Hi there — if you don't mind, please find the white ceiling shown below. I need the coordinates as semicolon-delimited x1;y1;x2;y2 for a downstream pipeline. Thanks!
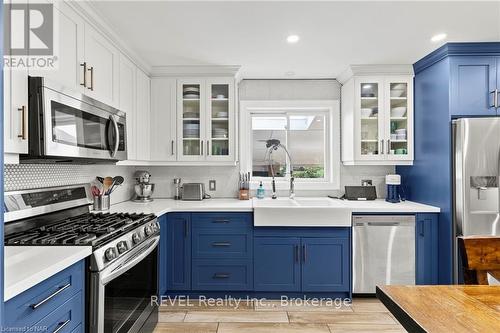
92;1;500;78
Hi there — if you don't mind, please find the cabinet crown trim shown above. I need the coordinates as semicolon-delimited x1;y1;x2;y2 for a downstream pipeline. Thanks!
414;42;500;74
151;65;241;77
337;65;414;84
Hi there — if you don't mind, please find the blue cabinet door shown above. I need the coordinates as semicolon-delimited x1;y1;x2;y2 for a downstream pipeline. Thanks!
254;237;300;292
158;215;168;295
166;213;191;291
450;56;497;116
415;213;439;285
301;237;350;292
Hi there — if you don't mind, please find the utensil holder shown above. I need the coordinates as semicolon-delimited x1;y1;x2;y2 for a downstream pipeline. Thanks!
239;189;250;200
93;195;110;211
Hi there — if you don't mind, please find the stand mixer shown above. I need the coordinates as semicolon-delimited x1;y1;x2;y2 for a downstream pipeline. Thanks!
133;171;155;202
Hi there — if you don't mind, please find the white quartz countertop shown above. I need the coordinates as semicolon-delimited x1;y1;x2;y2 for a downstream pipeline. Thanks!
4;246;92;301
105;197;439;216
340;199;441;213
107;198;254;216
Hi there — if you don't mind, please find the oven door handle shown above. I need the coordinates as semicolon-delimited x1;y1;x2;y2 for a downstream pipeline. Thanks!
100;236;159;285
109;116;120;158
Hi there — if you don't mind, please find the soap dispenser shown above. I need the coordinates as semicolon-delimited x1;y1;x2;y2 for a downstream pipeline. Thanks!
256;181;265;199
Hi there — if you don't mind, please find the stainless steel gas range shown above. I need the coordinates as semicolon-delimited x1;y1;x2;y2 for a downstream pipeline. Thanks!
4;184;160;333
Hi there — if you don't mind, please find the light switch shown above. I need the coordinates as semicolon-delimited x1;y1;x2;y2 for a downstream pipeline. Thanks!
209;180;216;191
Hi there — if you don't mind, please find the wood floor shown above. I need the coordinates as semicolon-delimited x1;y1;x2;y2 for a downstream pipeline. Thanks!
153;298;407;333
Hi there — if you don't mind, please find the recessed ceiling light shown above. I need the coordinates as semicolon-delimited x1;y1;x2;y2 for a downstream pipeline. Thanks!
431;33;447;43
286;35;300;44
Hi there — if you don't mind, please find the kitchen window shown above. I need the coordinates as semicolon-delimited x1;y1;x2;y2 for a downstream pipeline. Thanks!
240;100;340;190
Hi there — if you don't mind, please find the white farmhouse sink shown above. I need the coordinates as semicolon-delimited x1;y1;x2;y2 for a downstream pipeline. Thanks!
253;197;351;227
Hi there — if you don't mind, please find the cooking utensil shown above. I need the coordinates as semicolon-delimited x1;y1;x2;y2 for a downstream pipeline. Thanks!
103;177;113;194
108;176;124;194
91;179;104;195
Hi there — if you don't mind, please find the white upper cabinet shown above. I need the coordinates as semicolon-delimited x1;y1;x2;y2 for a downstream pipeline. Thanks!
177;77;235;163
3;2;28;158
83;23;120;107
4;64;29;157
206;78;235;162
119;54;137;160
340;65;414;165
151;78;177;161
29;2;85;91
135;69;151;161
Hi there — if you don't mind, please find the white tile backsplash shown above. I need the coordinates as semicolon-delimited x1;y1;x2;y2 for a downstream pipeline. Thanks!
4;164;136;204
142;164;393;199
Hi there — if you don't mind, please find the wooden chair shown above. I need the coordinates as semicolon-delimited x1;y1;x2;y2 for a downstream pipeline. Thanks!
458;236;500;285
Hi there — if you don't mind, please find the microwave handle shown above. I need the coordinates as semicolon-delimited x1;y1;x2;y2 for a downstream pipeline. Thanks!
109;116;120;157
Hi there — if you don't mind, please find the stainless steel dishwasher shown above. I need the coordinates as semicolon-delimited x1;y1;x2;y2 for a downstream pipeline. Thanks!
352;215;415;294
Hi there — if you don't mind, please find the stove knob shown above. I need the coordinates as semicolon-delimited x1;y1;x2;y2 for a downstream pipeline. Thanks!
132;232;142;244
116;241;128;254
144;225;153;236
155;221;160;230
105;248;117;262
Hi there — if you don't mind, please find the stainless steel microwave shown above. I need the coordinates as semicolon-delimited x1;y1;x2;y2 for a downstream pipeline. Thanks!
22;77;127;163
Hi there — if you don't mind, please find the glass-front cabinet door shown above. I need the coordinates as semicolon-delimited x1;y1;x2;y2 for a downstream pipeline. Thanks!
356;78;384;160
206;79;234;161
177;78;234;162
384;77;413;161
177;79;205;161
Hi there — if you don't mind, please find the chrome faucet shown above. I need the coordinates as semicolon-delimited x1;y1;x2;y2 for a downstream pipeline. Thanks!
266;139;295;199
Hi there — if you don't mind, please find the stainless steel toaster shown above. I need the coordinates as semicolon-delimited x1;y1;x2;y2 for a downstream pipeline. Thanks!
181;183;206;201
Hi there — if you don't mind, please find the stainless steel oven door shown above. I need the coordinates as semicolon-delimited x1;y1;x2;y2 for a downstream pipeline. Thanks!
89;236;159;333
42;86;127;161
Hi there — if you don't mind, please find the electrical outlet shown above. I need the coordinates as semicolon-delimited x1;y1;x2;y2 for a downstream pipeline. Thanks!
209;180;216;191
361;179;373;186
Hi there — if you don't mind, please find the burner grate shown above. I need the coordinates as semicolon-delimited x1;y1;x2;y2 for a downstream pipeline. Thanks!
5;213;156;248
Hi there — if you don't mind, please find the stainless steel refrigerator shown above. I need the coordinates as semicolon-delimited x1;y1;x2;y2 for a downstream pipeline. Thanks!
453;118;500;282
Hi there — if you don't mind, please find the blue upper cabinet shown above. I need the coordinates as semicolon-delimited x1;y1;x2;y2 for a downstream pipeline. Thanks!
398;42;500;284
450;56;498;116
166;213;191;291
301;237;350;292
254;237;301;292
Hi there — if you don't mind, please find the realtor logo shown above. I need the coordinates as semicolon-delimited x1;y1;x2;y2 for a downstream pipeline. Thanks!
4;2;57;70
4;3;53;55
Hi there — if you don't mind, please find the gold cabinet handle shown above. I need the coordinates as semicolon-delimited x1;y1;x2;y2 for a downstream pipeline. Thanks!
87;66;94;91
17;106;26;139
80;62;87;87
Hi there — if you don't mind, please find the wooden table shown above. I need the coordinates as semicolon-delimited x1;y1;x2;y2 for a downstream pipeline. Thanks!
376;285;500;333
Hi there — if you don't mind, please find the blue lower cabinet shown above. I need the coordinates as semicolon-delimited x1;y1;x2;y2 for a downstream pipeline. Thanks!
254;237;301;292
301;237;350;292
158;215;168;295
166;213;192;291
34;291;83;333
416;213;439;285
192;230;252;259
192;259;253;291
254;231;351;293
4;260;84;331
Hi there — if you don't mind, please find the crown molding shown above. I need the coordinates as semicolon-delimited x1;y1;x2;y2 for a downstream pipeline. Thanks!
151;65;241;78
337;64;414;84
414;42;500;74
68;1;153;75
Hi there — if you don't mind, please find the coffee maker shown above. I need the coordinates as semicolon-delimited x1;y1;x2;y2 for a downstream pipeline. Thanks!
133;171;155;202
386;174;402;203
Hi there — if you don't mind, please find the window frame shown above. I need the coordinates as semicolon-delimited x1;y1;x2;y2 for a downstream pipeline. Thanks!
240;100;340;191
